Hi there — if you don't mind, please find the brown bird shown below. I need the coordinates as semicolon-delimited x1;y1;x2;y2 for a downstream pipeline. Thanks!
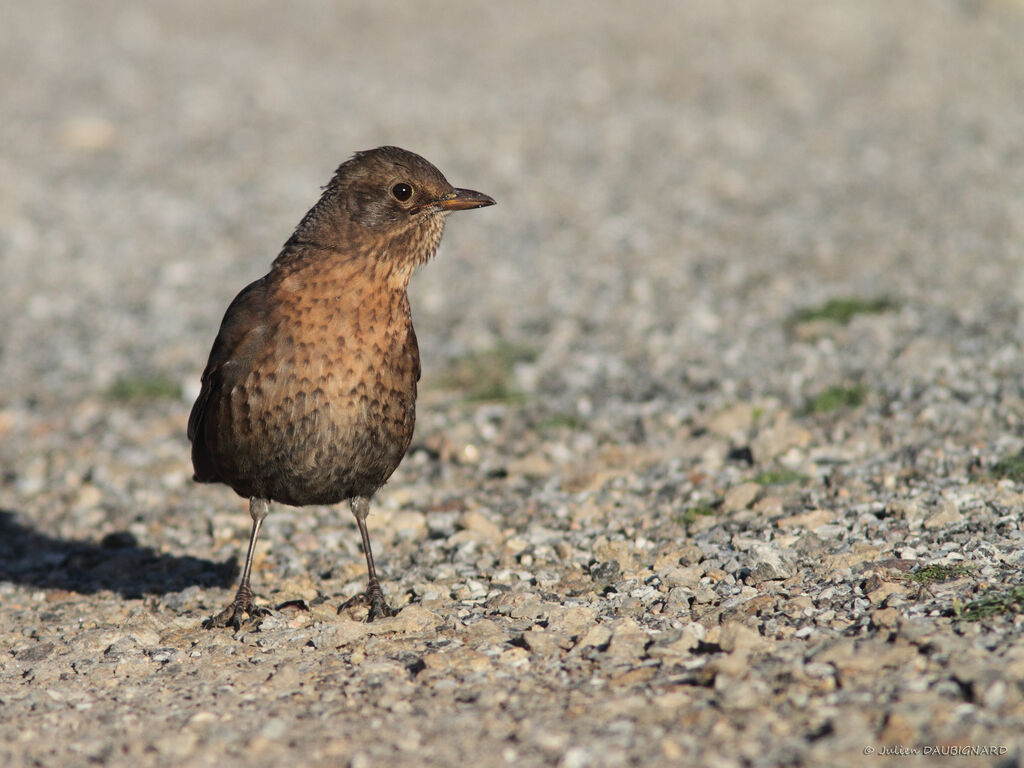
188;146;494;628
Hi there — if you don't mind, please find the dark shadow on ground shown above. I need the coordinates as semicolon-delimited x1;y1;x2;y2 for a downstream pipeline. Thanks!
0;509;235;597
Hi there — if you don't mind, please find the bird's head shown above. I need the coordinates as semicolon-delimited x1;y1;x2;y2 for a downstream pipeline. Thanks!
280;146;493;274
338;146;495;233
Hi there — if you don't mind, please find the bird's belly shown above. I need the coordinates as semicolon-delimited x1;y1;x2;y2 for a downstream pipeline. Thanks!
227;361;417;506
287;388;415;503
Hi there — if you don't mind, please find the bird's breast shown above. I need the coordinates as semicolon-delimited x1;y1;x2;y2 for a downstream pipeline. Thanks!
225;263;420;501
281;275;416;426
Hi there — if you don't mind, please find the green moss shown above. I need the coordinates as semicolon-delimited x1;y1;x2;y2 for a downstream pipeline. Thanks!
753;468;809;486
790;296;896;326
104;373;181;402
806;384;867;415
909;564;971;584
675;504;717;527
990;451;1024;482
536;413;584;431
439;342;534;403
959;586;1024;621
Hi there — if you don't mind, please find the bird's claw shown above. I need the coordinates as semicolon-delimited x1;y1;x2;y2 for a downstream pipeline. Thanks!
367;591;395;623
204;598;270;631
337;589;395;623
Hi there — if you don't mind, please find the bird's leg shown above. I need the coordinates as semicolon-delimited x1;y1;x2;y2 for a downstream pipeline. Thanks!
206;497;272;630
346;495;394;621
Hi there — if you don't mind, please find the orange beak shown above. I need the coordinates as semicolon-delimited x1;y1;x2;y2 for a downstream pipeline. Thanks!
430;188;496;212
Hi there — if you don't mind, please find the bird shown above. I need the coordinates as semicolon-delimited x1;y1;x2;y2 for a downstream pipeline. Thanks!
187;146;495;629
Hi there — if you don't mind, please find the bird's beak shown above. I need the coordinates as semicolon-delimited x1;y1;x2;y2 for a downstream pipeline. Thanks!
430;188;496;212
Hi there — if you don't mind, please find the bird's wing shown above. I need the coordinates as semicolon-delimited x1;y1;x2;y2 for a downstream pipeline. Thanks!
187;276;270;448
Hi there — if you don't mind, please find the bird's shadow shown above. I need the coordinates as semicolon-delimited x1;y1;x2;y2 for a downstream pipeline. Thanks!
0;509;235;598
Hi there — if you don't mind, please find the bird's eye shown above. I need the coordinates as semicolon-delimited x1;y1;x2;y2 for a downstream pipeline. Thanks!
391;183;414;202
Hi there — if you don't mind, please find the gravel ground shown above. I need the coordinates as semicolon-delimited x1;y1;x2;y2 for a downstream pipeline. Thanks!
3;2;1024;766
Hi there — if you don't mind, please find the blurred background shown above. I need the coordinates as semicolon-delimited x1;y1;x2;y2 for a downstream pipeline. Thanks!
4;0;1022;420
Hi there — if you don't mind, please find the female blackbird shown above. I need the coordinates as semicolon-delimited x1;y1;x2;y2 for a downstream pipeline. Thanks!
188;147;494;628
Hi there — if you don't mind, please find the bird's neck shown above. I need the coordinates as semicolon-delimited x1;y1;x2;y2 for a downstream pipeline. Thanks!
274;214;446;287
270;250;411;297
279;194;348;255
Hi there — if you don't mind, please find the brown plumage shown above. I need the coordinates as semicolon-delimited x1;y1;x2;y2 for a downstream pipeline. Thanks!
188;146;494;628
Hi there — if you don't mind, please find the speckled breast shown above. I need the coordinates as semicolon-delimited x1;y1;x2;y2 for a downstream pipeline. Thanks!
225;264;420;506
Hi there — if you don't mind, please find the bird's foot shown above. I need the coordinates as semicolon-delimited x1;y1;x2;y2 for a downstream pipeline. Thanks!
367;586;395;622
204;594;270;631
337;587;394;623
